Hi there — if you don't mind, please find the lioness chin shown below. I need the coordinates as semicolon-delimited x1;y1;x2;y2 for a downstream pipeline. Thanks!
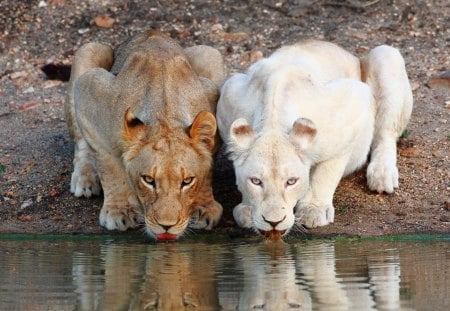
66;29;224;240
217;41;413;239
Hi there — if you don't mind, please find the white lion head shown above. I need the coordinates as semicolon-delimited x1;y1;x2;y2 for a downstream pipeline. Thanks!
228;117;317;238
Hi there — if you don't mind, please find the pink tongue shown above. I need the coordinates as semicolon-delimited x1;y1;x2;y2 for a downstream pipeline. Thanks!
156;233;178;241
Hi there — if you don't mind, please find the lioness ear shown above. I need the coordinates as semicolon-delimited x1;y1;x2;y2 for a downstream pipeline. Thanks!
122;108;148;145
229;118;255;152
190;111;217;151
289;117;317;151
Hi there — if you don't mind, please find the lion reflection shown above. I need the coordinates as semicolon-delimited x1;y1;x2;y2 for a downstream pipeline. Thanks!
71;240;405;310
72;242;220;310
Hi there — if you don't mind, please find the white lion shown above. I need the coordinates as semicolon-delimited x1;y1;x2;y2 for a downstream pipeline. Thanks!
217;41;413;237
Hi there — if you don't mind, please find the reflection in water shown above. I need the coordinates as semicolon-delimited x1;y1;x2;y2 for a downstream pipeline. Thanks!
0;236;448;310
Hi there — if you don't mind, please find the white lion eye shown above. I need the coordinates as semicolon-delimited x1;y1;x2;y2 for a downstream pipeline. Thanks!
286;178;298;186
141;175;156;187
250;177;263;186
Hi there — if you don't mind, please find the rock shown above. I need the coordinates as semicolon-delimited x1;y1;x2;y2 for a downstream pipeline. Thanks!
18;100;39;112
427;71;450;90
399;147;420;157
211;23;223;33
94;15;115;28
439;215;449;222
250;50;263;63
20;199;33;209
17;214;32;222
444;201;450;211
78;28;90;34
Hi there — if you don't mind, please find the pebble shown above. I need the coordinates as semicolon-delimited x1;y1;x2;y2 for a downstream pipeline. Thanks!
20;199;33;209
23;86;34;94
211;23;223;33
78;28;90;35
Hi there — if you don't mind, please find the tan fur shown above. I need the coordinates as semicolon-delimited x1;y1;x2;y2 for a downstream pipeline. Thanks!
65;30;224;238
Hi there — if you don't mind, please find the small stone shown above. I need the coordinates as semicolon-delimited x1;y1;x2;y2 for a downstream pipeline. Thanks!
78;28;90;35
427;71;450;90
250;50;263;63
444;201;450;211
20;199;33;209
211;23;223;33
439;215;449;222
94;15;115;28
23;86;35;93
10;71;28;80
411;82;420;91
400;147;420;157
18;214;32;222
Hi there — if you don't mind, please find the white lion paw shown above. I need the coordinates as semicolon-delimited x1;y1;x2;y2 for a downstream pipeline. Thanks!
296;204;334;228
70;162;101;198
189;201;223;230
233;203;253;228
367;159;399;194
99;204;141;231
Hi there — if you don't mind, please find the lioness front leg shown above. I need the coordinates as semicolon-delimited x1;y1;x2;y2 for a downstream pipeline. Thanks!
189;200;223;230
296;155;349;228
97;152;143;231
70;139;101;197
189;184;223;230
362;45;413;193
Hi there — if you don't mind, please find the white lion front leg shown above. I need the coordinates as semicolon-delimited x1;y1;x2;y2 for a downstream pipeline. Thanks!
70;139;101;197
233;201;253;229
296;155;349;228
362;45;413;193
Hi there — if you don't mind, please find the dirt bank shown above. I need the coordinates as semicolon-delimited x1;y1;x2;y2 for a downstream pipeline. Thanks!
0;0;448;237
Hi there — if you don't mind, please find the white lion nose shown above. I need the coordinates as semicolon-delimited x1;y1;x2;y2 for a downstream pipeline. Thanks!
262;215;286;229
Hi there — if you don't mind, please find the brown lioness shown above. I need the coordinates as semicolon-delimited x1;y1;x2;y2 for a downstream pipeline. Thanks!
65;30;224;240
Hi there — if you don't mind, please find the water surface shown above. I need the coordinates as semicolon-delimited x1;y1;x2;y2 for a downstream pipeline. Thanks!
0;235;448;310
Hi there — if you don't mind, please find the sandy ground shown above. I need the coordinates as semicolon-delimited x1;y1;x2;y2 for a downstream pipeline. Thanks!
0;0;448;238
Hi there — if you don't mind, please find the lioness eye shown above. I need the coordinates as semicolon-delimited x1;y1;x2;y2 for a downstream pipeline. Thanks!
141;175;155;187
286;178;298;186
250;177;263;186
182;177;194;187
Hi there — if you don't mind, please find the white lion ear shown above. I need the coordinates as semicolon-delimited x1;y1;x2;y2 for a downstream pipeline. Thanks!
289;117;317;151
229;118;255;153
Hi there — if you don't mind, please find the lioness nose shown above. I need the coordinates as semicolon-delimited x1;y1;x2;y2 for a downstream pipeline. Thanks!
160;224;172;232
262;215;286;229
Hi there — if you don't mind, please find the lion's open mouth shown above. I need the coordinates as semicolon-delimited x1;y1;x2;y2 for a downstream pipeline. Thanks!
259;229;286;240
156;233;178;241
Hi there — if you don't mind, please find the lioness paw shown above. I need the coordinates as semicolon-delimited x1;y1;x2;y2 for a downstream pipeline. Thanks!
70;162;101;198
296;204;334;228
367;159;399;194
99;204;141;231
233;203;253;228
189;201;223;230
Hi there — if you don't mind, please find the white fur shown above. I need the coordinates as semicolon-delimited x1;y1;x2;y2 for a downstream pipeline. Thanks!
217;41;412;231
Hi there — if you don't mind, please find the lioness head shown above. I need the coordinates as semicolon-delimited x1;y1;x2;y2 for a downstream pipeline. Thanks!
121;109;217;240
228;117;317;238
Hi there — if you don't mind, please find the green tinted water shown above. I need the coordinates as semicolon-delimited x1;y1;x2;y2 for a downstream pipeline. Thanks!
0;235;448;310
